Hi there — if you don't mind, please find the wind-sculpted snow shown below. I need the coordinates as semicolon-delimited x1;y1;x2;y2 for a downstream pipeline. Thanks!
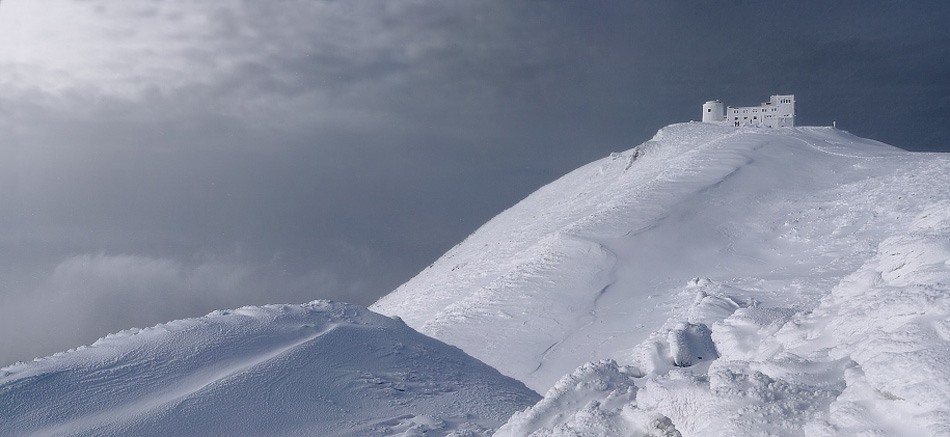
795;202;950;435
0;301;539;436
374;123;950;435
495;360;679;437
512;204;950;436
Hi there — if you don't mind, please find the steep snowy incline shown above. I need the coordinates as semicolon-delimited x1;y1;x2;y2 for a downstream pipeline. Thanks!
496;201;950;436
371;122;946;394
0;301;539;436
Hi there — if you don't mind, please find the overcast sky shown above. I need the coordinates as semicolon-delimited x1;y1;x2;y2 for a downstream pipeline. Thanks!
1;0;948;365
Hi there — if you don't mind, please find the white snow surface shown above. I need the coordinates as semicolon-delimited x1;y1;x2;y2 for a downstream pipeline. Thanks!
0;301;540;436
373;123;950;436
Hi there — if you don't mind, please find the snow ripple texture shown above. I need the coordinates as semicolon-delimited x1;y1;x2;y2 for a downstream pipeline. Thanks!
0;301;540;436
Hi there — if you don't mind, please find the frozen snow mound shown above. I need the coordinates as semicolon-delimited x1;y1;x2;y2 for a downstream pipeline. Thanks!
0;301;540;436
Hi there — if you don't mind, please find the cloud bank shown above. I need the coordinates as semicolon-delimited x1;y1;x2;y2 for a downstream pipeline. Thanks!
0;0;947;364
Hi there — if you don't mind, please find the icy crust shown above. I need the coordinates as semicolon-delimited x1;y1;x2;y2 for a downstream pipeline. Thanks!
498;204;950;436
0;301;540;437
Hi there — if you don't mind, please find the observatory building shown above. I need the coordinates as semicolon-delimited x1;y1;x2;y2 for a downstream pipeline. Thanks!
703;95;795;128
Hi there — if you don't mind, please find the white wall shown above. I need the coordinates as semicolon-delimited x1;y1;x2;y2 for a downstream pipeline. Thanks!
702;100;725;122
723;95;795;128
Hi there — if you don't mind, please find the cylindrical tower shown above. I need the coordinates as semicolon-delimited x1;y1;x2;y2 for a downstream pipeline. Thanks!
702;100;725;123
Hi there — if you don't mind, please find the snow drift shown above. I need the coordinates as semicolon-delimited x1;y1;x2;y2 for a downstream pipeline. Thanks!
0;301;539;436
374;122;950;435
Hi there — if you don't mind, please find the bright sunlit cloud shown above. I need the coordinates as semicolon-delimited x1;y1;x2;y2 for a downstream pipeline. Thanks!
0;0;244;96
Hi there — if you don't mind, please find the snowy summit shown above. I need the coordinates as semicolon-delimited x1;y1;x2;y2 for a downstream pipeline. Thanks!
373;122;950;435
3;121;949;436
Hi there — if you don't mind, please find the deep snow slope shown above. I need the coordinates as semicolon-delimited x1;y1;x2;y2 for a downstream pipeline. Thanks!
372;123;950;435
0;301;539;436
496;202;950;437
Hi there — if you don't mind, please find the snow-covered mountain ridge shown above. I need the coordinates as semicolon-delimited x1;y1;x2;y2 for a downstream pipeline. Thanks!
2;123;947;436
373;123;950;435
0;301;539;436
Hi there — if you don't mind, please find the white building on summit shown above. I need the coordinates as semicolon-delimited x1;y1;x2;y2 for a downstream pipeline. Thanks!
703;95;795;127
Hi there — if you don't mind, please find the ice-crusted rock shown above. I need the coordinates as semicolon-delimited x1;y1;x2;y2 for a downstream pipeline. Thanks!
628;279;748;375
667;322;717;367
685;283;743;326
496;359;680;437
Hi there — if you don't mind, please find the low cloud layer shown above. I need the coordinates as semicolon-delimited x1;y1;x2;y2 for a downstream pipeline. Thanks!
1;0;947;364
0;252;355;363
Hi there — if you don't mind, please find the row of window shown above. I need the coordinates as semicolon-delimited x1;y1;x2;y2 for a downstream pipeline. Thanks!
735;114;789;120
732;108;779;114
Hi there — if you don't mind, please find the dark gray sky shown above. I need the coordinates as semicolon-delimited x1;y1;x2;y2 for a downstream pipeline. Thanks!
1;0;948;365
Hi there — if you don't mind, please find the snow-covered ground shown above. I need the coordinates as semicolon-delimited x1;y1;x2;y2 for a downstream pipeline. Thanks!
2;123;947;436
0;301;539;436
374;123;950;435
